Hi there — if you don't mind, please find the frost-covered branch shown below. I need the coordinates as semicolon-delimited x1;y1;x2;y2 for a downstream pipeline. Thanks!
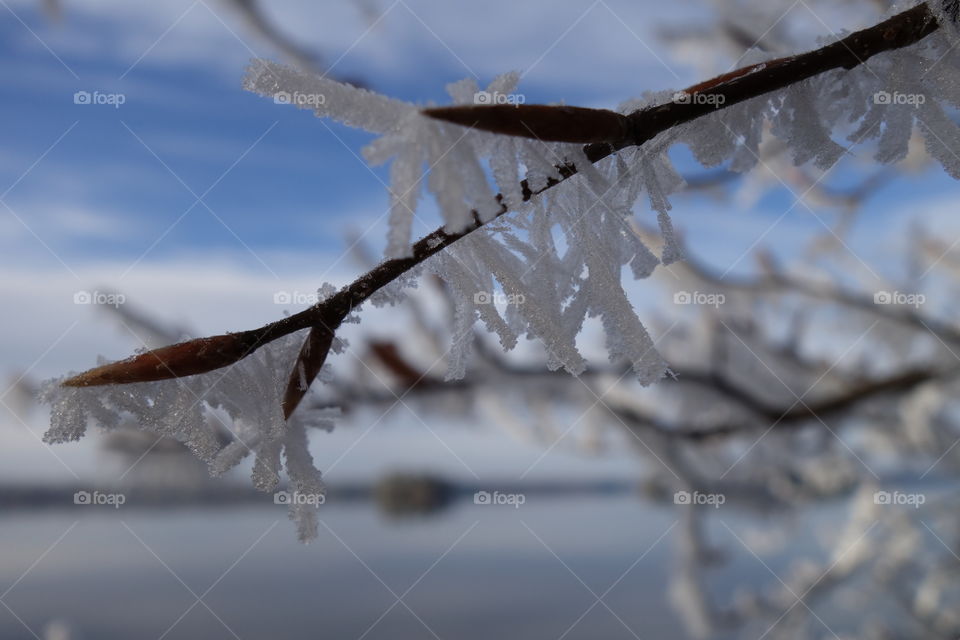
61;1;949;398
425;3;940;146
44;0;960;540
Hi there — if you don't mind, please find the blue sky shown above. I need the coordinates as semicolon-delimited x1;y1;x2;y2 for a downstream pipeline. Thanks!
0;0;706;268
1;0;952;276
3;0;960;482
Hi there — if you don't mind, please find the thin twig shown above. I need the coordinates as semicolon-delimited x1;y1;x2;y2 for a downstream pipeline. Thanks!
64;3;944;422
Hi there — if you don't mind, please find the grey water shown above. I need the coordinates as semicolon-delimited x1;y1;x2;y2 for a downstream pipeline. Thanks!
0;489;861;640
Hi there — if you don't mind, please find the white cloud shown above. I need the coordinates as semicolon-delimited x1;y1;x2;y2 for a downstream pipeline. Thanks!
7;0;698;95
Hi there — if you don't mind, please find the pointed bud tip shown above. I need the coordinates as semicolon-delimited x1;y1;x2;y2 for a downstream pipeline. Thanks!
423;104;630;144
61;332;258;387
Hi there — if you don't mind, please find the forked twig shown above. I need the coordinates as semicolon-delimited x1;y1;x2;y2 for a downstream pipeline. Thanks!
62;3;943;421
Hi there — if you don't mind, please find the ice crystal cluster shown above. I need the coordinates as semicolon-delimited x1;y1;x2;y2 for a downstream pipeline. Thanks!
44;318;338;541
243;58;687;383
42;2;960;539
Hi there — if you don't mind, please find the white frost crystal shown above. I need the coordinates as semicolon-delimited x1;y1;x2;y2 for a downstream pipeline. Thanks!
43;331;330;540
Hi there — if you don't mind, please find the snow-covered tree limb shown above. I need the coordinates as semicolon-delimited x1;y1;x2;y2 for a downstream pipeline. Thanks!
43;0;960;540
60;2;949;399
